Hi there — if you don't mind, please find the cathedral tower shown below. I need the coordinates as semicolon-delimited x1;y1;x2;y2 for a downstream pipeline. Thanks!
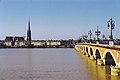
27;19;32;46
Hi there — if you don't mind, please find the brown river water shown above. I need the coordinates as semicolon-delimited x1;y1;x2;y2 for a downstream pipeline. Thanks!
0;48;119;80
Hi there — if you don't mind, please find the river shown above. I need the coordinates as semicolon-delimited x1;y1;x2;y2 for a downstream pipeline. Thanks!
0;48;119;80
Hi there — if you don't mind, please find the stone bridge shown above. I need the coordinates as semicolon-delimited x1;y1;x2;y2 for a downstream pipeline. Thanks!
75;43;120;75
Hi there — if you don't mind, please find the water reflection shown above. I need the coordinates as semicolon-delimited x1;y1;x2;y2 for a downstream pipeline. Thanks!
27;49;33;80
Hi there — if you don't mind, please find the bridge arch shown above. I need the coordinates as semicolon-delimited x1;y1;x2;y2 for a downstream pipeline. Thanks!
103;51;116;66
105;52;116;66
90;48;93;56
86;47;88;54
83;46;85;52
95;49;101;59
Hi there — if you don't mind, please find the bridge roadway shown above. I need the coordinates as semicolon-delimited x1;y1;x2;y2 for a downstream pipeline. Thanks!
75;43;120;75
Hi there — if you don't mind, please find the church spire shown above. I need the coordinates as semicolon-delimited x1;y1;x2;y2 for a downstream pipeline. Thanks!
28;19;31;31
27;18;32;46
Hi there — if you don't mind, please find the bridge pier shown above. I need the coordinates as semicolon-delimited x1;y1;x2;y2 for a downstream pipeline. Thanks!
90;55;95;60
86;53;90;57
111;66;120;76
82;51;86;56
97;59;104;66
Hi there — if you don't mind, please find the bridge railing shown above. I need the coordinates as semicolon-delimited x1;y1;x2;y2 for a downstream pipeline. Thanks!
75;43;120;50
78;40;120;46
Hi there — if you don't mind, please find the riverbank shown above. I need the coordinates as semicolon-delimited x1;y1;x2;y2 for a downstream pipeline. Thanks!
0;45;75;49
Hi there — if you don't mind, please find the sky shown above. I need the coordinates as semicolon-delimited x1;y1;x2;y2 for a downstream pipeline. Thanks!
0;0;120;40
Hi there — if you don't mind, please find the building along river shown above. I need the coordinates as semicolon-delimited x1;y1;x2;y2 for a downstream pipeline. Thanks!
0;48;119;80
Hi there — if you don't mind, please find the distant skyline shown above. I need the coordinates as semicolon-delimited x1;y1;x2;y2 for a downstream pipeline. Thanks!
0;0;120;40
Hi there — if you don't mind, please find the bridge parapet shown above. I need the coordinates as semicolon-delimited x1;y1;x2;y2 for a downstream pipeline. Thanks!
76;43;120;50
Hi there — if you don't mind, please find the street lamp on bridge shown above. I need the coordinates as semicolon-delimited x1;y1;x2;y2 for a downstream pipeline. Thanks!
107;18;115;40
84;33;88;40
102;34;106;40
95;26;101;41
88;30;92;40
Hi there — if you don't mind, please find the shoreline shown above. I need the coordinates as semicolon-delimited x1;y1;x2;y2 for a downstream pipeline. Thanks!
0;46;74;49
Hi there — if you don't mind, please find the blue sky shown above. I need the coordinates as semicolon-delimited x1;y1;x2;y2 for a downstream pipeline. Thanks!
0;0;120;40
